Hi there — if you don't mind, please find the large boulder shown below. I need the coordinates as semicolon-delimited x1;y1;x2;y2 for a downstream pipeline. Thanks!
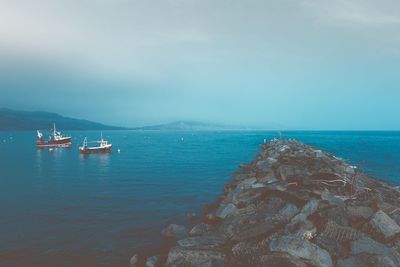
337;253;398;267
215;203;238;219
197;258;226;267
350;236;392;255
347;206;374;220
278;203;299;221
258;252;309;267
231;241;261;266
130;254;138;267
286;199;319;232
166;246;226;267
269;235;333;267
321;190;344;206
146;256;159;267
189;223;214;236
366;210;400;240
349;236;400;265
177;236;225;249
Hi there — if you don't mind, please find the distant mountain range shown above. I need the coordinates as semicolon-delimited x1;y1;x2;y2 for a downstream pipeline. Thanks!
0;108;283;131
132;120;283;131
0;108;125;130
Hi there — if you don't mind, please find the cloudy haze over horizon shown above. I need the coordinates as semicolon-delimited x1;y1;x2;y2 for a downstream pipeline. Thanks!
1;0;400;129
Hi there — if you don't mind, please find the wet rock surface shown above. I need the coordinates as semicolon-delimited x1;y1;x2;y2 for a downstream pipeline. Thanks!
133;139;400;266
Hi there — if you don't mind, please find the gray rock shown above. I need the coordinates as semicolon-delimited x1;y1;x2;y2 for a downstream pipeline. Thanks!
258;252;308;267
177;236;225;249
278;203;299;221
189;223;213;236
231;188;264;206
250;183;266;189
215;203;238;219
232;240;260;259
236;177;257;189
349;236;400;265
161;224;188;240
197;258;226;267
287;199;319;231
368;210;400;240
230;221;277;242
314;234;344;258
321;190;344;206
350;236;392;256
166;246;226;267
347;206;374;220
146;255;159;267
295;198;319;220
269;235;333;267
389;209;400;226
130;254;138;267
337;253;398;267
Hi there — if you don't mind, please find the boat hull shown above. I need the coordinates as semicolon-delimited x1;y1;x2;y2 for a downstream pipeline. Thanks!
79;145;112;154
36;137;72;148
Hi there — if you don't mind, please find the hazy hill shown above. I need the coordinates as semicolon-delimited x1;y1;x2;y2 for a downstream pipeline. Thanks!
0;108;125;131
132;120;279;131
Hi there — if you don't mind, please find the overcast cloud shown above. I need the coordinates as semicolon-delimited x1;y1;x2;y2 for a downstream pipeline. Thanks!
0;0;399;129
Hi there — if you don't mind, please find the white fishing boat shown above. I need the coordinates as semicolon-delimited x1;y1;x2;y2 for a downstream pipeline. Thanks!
79;133;112;154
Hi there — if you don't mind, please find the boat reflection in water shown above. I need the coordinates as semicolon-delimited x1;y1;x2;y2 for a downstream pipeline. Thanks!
79;133;112;154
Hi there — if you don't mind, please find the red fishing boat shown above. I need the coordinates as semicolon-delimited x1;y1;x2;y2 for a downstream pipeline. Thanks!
79;134;112;154
36;123;72;148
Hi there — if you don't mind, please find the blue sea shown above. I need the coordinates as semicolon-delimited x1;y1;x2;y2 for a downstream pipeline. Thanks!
1;131;400;266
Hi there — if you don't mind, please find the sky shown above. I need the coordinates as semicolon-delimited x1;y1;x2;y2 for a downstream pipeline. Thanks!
0;0;399;130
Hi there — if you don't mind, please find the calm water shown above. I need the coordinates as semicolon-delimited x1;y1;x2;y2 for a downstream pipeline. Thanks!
1;131;400;266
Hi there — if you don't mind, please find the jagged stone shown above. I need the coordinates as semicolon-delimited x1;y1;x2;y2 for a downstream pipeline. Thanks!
189;223;214;236
161;224;188;240
366;210;400;240
278;203;299;221
314;233;344;259
258;252;309;267
231;240;261;266
269;235;333;267
146;255;159;267
215;203;238;219
321;220;360;242
318;206;350;227
337;253;398;267
347;206;374;220
229;188;264;206
350;236;392;255
230;220;278;242
321;190;344;206
286;199;319;231
166;246;226;267
130;254;138;267
389;209;400;226
197;258;226;267
349;236;400;265
177;236;225;249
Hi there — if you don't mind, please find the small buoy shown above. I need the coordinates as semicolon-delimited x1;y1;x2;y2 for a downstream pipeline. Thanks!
117;149;121;153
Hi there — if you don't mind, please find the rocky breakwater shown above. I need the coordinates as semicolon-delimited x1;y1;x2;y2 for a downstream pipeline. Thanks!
132;139;400;267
